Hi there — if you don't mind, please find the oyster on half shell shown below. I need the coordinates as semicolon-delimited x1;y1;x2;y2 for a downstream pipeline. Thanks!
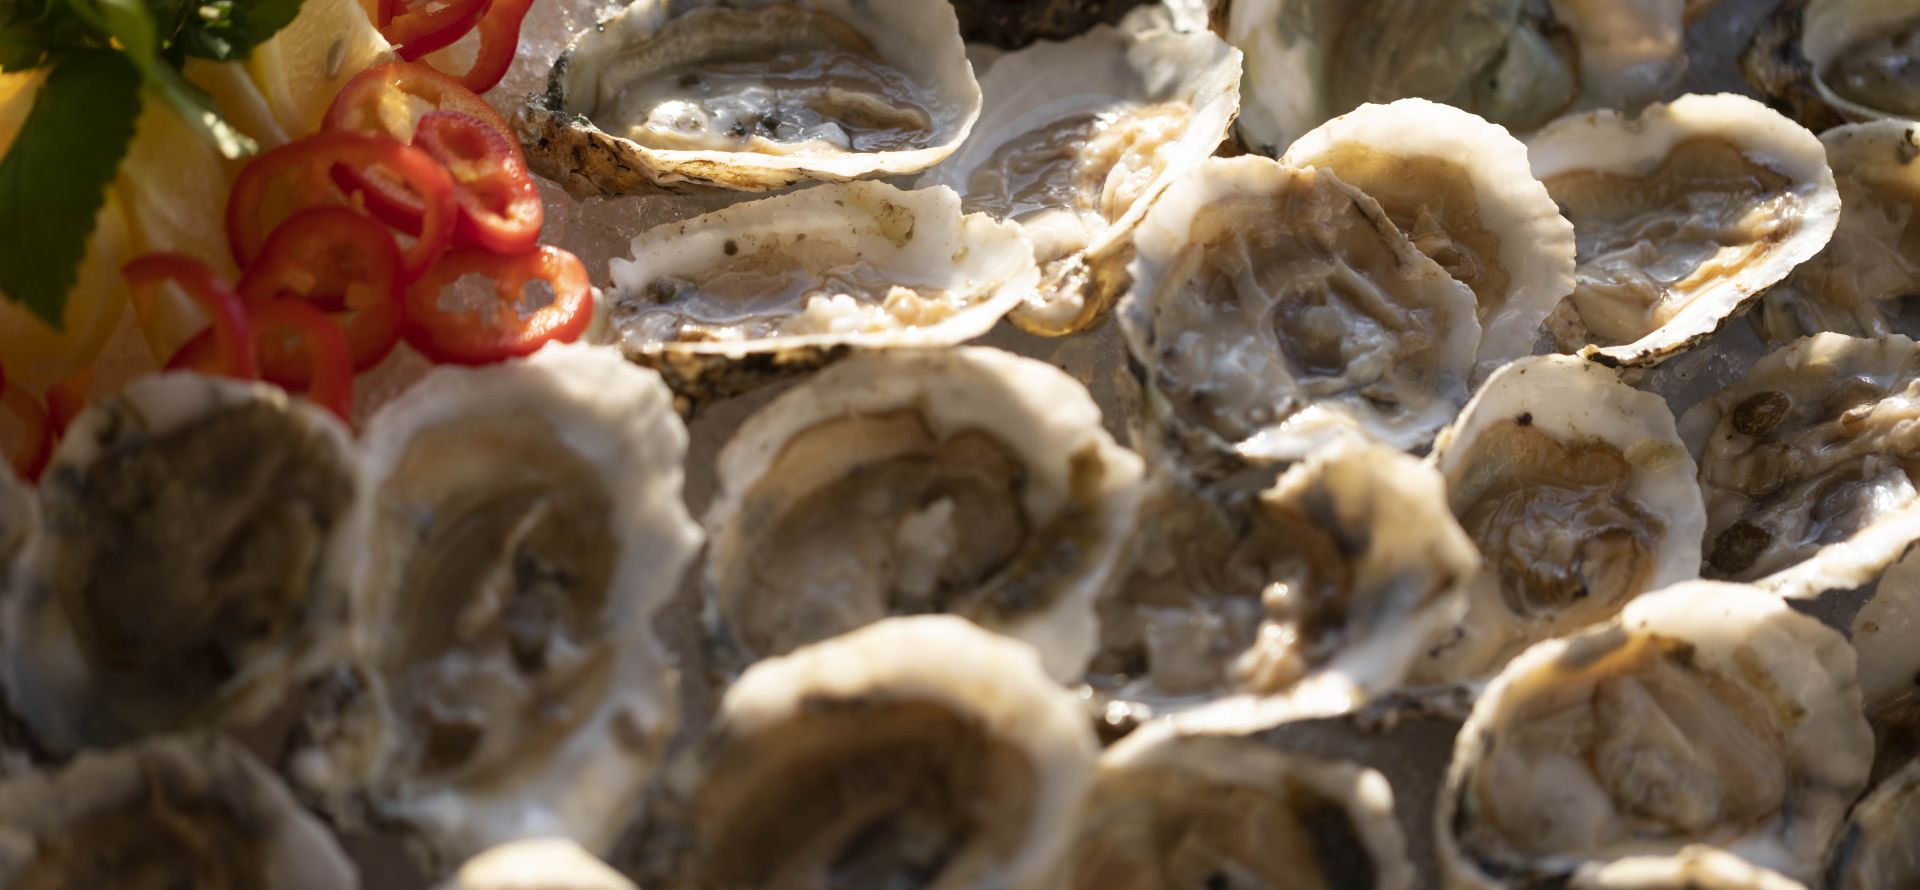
917;7;1241;336
1439;581;1872;888
1802;0;1920;123
521;0;980;195
289;344;700;869
1569;847;1810;890
445;839;637;890
702;346;1144;683
1825;757;1920;890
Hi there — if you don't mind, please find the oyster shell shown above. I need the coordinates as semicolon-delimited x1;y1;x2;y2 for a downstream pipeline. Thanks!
1528;93;1840;367
445;839;637;890
1438;581;1872;888
639;615;1099;890
1753;120;1920;342
1119;155;1481;469
1062;708;1413;889
288;344;700;868
605;180;1037;407
0;734;356;889
1847;544;1920;783
520;0;980;195
1679;333;1920;596
1088;437;1478;715
1825;757;1920;890
1802;0;1920;122
1281;98;1576;378
916;9;1241;336
2;373;363;754
1414;355;1705;683
1227;0;1688;157
1569;847;1810;890
702;346;1144;682
1739;0;1850;134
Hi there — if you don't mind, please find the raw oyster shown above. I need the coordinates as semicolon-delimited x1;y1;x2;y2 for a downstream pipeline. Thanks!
1414;355;1704;683
917;9;1241;336
288;344;700;868
1227;0;1688;157
1529;93;1840;367
1438;581;1872;888
605;181;1037;407
1740;0;1849;134
1568;847;1809;889
1281;99;1576;378
1679;334;1920;596
2;373;363;754
702;346;1144;682
0;734;356;889
1119;155;1481;468
1089;437;1478;715
1753;121;1920;341
1847;544;1920;783
1802;0;1920;122
1062;707;1413;889
521;0;980;195
637;616;1098;890
445;839;637;890
1825;758;1920;890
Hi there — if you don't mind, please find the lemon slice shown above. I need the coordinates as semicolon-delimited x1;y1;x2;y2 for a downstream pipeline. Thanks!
247;0;395;136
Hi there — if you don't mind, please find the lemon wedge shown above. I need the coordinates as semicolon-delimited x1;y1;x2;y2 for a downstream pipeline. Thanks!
247;0;395;136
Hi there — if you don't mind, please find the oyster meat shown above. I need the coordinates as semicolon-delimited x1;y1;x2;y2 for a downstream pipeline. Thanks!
1119;155;1481;467
702;346;1144;682
605;180;1037;406
2;373;363;754
1439;581;1872;887
638;616;1099;890
1281;98;1576;378
1680;333;1920;596
917;7;1241;335
521;0;980;194
445;839;637;890
1529;93;1840;367
1090;437;1478;714
1415;355;1705;683
0;734;356;889
1803;0;1920;122
288;344;701;869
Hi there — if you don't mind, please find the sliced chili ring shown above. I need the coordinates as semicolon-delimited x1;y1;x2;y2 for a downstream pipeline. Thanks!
124;253;259;380
250;300;356;422
414;110;542;254
237;207;406;382
423;0;534;95
387;0;491;61
0;381;50;481
403;245;594;365
226;131;456;282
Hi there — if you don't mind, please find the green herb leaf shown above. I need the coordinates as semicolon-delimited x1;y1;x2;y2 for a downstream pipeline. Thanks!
0;50;140;328
177;0;301;61
68;0;256;157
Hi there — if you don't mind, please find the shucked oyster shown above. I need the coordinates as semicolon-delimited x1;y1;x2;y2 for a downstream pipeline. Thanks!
1119;155;1481;469
521;0;979;194
606;181;1037;407
1089;437;1477;715
1825;757;1920;890
0;734;356;889
917;8;1241;336
1529;93;1840;367
637;616;1098;890
1281;99;1576;378
702;346;1144;682
1680;334;1920;597
445;839;637;890
289;344;700;868
1063;707;1413;889
1800;0;1920;123
1439;581;1872;888
2;373;363;754
1754;121;1920;342
1227;0;1688;156
1414;355;1704;683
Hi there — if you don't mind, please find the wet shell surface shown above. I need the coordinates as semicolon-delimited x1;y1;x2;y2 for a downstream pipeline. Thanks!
1680;333;1920;597
443;839;637;890
288;344;701;869
2;373;363;754
1089;437;1477;715
1528;92;1840;367
1119;154;1480;468
605;180;1037;406
1802;0;1920;122
1568;846;1811;889
702;346;1144;683
1415;354;1705;683
1281;98;1576;379
916;8;1241;336
1062;707;1414;889
639;615;1099;890
520;0;980;194
0;734;357;889
1439;581;1872;888
1824;756;1920;890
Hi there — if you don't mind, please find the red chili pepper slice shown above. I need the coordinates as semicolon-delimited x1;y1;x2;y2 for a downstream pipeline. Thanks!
386;0;492;64
45;366;92;436
404;245;594;365
423;0;533;95
323;62;516;144
226;131;456;283
124;254;260;380
413;110;542;254
170;304;356;423
237;207;406;383
0;380;51;481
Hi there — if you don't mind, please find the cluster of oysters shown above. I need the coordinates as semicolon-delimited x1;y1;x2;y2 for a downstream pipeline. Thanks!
13;0;1920;888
